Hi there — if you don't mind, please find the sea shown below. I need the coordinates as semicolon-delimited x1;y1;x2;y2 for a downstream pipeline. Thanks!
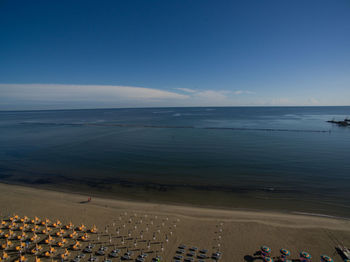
0;107;349;217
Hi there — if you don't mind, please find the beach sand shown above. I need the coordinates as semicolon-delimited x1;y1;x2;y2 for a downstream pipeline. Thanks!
1;183;350;261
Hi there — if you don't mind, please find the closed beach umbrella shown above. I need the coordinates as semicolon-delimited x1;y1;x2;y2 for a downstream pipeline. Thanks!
321;255;333;262
300;251;312;260
264;257;274;262
261;246;271;254
280;248;290;256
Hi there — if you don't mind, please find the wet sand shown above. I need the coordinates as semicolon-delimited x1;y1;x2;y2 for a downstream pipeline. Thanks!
1;183;350;261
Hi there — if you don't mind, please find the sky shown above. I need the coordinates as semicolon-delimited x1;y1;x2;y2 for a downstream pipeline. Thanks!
0;0;350;110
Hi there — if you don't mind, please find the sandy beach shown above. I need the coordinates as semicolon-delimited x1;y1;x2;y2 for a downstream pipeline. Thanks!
1;183;350;262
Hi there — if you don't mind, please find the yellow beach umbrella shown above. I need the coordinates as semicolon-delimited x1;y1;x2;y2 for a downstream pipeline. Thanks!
2;251;9;260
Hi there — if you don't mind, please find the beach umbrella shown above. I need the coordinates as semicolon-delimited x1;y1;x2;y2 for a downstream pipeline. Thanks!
261;246;271;254
321;255;333;262
300;251;312;260
264;257;274;262
280;248;290;256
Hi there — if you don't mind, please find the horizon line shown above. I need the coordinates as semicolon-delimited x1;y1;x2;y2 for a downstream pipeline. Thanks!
1;105;350;113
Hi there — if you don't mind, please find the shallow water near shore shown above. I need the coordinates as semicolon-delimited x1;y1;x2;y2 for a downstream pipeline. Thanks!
0;107;350;217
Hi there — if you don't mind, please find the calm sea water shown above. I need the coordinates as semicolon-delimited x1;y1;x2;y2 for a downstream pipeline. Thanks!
0;107;350;216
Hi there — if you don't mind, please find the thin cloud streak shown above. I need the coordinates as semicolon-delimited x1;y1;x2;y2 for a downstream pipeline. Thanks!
0;84;189;100
175;88;197;93
233;90;256;95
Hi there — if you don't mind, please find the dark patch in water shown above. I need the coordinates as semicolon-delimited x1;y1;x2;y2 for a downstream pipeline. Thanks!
0;166;14;172
0;166;13;180
0;170;305;195
0;174;12;179
32;178;53;184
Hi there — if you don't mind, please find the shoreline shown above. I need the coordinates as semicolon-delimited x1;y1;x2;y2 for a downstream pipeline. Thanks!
2;178;350;220
1;182;350;225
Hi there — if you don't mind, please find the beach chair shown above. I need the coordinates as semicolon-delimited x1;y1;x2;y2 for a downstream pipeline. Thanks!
41;227;51;235
69;230;78;239
44;235;54;244
57;238;67;247
90;225;98;233
61;249;70;260
14;255;27;262
1;240;11;250
81;233;89;241
31;225;39;233
72;241;81;251
52;220;61;228
42;218;50;226
21;216;29;223
1;251;9;261
15;242;25;252
44;247;56;257
17;232;27;241
65;222;74;230
0;221;7;228
31;244;42;255
78;224;86;232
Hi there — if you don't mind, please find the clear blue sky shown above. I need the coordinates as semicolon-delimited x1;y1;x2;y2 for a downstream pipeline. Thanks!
0;0;349;109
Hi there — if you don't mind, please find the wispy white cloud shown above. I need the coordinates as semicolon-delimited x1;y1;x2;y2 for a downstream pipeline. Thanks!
175;88;197;93
190;90;231;105
0;83;189;100
233;90;256;95
307;97;320;105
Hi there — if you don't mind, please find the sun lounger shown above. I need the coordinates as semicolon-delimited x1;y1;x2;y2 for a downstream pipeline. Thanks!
88;256;98;262
197;253;207;259
109;249;120;258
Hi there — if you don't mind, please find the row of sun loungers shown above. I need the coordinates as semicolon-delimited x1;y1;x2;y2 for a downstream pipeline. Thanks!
174;244;222;261
258;245;339;262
